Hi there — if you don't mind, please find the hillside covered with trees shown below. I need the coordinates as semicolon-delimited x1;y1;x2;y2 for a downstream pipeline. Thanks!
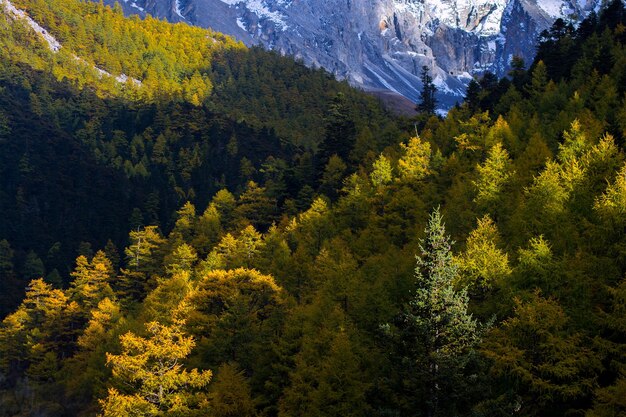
0;0;626;416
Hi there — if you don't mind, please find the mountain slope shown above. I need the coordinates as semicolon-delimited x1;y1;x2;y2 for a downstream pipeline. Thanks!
0;2;625;417
108;0;603;107
0;3;625;416
0;0;399;315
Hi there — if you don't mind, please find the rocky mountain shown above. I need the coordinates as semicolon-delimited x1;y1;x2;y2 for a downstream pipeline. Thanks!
111;0;604;108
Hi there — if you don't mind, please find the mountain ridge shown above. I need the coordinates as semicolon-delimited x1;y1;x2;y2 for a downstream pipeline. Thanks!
108;0;605;108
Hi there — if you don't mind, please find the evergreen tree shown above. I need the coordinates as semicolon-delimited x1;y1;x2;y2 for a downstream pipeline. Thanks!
117;226;166;302
465;79;482;111
508;56;527;89
319;92;357;167
384;208;481;417
0;240;18;317
456;215;511;297
69;251;115;313
234;181;277;231
417;66;438;115
185;268;285;372
319;155;347;199
22;251;45;282
211;190;237;231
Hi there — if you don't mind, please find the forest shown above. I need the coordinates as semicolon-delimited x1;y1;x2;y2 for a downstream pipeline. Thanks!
0;0;626;416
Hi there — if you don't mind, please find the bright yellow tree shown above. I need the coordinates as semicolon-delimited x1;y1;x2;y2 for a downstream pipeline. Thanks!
99;307;212;416
398;136;431;181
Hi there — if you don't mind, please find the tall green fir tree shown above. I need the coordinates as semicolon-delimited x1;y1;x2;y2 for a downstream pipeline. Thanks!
417;66;438;115
384;208;482;417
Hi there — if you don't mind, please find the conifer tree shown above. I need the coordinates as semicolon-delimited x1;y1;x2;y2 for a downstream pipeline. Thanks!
588;277;626;417
165;244;198;276
0;279;76;375
508;56;527;89
319;92;357;166
185;268;285;372
0;239;17;317
464;79;482;111
417;65;438;115
370;154;393;188
456;215;511;297
473;143;514;213
482;293;600;416
23;250;45;282
69;251;115;312
192;203;222;256
169;201;197;246
208;363;256;417
212;189;237;231
527;61;548;99
384;208;481;417
398;136;431;181
235;181;277;231
100;306;212;416
320;155;347;199
118;226;166;301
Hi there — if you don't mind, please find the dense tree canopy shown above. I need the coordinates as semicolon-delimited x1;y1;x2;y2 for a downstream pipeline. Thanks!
0;0;626;416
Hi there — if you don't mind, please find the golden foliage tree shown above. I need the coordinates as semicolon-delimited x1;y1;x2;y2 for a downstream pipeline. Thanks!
456;215;511;296
398;136;431;181
100;308;212;416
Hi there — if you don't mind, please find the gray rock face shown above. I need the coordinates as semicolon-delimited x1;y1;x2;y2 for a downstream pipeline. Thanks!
111;0;603;108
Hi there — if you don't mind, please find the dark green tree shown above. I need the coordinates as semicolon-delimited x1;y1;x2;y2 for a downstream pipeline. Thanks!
508;56;527;89
417;66;438;115
22;251;45;281
465;79;482;111
0;240;17;317
318;92;357;167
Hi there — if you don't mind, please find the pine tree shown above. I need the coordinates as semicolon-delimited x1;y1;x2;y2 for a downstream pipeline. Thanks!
118;226;166;301
527;61;548;99
211;189;237;231
319;92;357;166
465;79;482;111
384;208;481;417
508;56;527;89
320;155;347;199
185;268;285;372
23;250;45;281
170;202;197;245
234;181;277;231
165;244;198;276
0;239;18;317
417;66;438;115
588;277;626;417
0;279;77;376
192;203;222;256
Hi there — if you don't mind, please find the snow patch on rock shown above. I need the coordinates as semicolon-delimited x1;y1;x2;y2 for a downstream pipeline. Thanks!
220;0;288;30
